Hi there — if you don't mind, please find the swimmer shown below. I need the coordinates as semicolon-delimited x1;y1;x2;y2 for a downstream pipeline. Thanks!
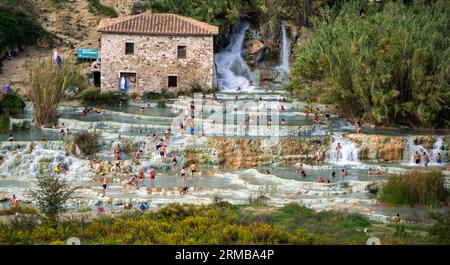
7;134;14;141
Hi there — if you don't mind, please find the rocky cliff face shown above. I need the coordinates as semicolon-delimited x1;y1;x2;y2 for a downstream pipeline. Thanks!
345;134;406;162
204;137;330;169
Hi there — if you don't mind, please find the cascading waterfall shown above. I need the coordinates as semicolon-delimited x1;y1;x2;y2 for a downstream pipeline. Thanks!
403;136;445;166
327;135;360;165
215;22;255;91
430;137;444;164
276;21;291;74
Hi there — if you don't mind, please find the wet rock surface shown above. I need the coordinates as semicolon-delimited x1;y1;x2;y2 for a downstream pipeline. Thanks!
345;134;406;162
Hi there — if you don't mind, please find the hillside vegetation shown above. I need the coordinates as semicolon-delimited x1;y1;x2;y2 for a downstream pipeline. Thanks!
287;0;450;128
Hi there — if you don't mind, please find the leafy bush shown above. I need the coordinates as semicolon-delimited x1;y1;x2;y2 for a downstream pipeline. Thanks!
157;97;166;108
0;93;25;116
428;211;450;244
380;169;449;207
88;0;118;18
73;131;99;155
189;83;204;94
0;206;38;216
0;202;442;245
79;87;126;107
287;0;450;128
0;113;10;133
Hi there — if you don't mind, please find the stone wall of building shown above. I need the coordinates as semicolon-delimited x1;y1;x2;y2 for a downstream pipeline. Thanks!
100;33;215;93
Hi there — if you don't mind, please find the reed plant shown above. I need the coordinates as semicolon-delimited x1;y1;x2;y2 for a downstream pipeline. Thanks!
380;169;449;207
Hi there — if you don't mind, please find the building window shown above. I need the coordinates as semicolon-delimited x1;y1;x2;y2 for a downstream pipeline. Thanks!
125;42;134;55
177;45;186;59
168;76;178;88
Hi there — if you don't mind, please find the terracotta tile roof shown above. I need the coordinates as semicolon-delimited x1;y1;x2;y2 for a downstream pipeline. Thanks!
97;11;219;36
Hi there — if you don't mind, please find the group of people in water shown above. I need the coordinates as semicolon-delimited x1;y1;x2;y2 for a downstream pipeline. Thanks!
98;96;204;199
414;150;442;166
295;163;351;183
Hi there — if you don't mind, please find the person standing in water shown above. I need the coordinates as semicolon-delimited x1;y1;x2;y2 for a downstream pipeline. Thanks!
324;105;331;121
190;163;197;179
355;120;362;133
435;152;442;164
159;144;167;162
336;143;343;160
180;166;186;184
101;177;108;197
164;128;170;143
171;154;178;171
414;151;421;164
423;152;430;167
149;166;156;186
114;144;122;160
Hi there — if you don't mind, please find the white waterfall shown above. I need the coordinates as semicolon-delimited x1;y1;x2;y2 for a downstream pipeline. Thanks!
327;135;360;165
215;22;255;91
430;137;444;164
277;21;291;73
403;136;445;166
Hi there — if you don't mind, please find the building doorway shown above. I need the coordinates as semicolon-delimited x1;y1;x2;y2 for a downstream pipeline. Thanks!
119;72;137;92
92;71;101;87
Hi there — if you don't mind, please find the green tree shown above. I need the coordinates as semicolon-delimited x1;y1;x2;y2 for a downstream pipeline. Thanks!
30;174;74;223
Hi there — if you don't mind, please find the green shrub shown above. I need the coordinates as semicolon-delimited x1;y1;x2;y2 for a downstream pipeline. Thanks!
428;211;450;244
189;83;204;94
0;202;437;245
73;131;99;155
380;169;449;207
88;0;118;18
0;113;10;133
79;87;126;107
0;93;25;116
248;194;270;207
157;97;166;108
143;89;177;100
0;206;38;216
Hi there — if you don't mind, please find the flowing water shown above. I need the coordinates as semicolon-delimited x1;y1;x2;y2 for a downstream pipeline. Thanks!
215;22;256;91
276;21;291;75
1;21;449;223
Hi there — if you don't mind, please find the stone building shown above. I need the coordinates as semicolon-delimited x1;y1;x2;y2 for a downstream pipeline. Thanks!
97;11;218;93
